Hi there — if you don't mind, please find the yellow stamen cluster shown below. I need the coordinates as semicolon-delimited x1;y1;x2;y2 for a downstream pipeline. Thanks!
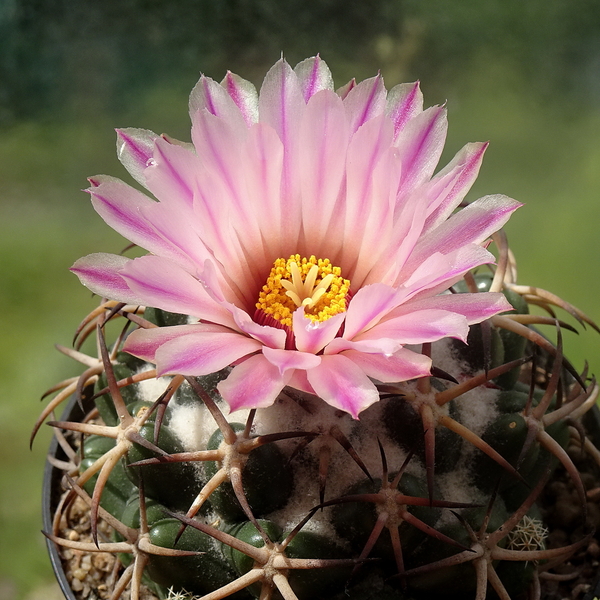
256;255;350;328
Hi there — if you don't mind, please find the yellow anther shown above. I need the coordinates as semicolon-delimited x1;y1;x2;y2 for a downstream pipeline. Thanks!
256;255;350;328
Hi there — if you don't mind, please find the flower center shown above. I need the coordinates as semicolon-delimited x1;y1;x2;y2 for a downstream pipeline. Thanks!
256;255;350;328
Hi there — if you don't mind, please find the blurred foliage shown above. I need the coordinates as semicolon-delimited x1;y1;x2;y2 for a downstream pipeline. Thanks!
0;1;599;599
1;0;600;124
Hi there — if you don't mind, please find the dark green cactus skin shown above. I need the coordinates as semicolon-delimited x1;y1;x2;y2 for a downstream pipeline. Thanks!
331;473;441;560
81;435;135;516
124;405;202;512
79;299;578;600
205;423;294;521
383;396;463;474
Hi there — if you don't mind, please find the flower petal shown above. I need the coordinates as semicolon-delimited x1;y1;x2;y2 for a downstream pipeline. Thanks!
341;114;395;278
71;253;143;304
230;304;287;349
294;55;334;101
299;89;349;254
395;105;448;197
262;346;321;374
342;347;432;383
120;255;235;327
422;142;488;233
154;330;262;376
307;353;381;418
343;74;387;133
144;137;200;212
116;128;158;187
123;323;224;361
324;336;402;357
406;195;522;273
218;354;290;411
259;58;305;247
401;245;495;297
384;291;513;324
293;309;346;354
88;176;207;273
221;71;259;127
386;81;423;141
355;309;470;345
342;283;398;340
241;123;286;258
189;74;248;131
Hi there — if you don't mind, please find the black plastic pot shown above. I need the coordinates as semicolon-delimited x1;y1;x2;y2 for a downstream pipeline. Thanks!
43;395;600;600
43;394;91;600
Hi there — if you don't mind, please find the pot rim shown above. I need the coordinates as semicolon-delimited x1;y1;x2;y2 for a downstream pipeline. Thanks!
43;393;94;600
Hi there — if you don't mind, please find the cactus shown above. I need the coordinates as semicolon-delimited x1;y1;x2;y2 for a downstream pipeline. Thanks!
37;57;600;600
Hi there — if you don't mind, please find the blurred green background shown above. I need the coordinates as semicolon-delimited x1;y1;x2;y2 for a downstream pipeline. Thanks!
1;1;599;598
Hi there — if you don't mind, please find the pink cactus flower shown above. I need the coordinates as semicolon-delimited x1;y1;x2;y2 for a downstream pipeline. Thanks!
72;56;520;418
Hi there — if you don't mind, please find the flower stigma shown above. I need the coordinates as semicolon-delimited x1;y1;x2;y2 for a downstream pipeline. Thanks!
256;255;350;328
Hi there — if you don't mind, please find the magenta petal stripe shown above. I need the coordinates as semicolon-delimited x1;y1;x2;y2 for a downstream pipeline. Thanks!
294;55;334;102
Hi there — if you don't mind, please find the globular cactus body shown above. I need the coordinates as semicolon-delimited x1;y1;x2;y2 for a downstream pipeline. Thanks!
40;272;599;600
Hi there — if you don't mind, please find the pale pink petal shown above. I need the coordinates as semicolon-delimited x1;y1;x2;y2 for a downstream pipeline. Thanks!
342;283;398;340
191;172;257;306
154;330;262;376
189;75;247;131
307;354;381;418
294;55;334;101
221;71;259;127
259;58;305;145
385;81;423;141
342;347;432;383
139;200;214;273
190;110;247;203
299;90;349;253
395;105;448;197
406;195;522;273
88;177;205;272
123;323;227;362
347;145;401;287
422;142;488;233
324;336;402;357
286;369;315;395
341;114;394;276
230;304;287;349
293;309;346;354
336;78;356;100
116;128;158;187
218;354;290;411
401;246;495;296
120;255;235;327
343;74;387;133
354;309;470;345
190;109;266;282
258;58;304;247
384;292;513;324
144;137;200;211
71;253;143;304
262;346;321;374
241;123;286;258
366;190;428;287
